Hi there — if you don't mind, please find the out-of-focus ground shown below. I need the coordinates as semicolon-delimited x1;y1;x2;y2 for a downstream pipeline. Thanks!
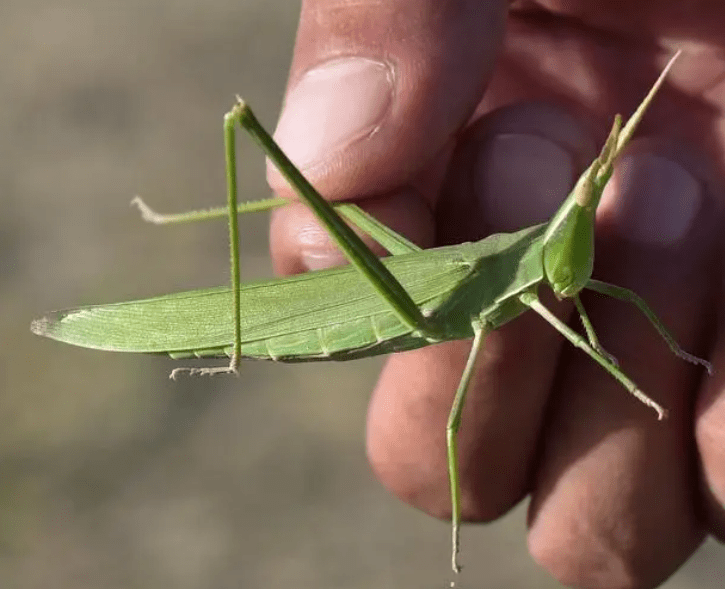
1;1;723;587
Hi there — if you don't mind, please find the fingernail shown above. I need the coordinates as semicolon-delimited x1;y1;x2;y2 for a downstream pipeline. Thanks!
297;222;348;270
602;153;701;245
475;134;576;231
274;58;393;170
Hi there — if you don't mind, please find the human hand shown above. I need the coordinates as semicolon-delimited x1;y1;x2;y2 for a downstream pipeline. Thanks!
267;2;725;587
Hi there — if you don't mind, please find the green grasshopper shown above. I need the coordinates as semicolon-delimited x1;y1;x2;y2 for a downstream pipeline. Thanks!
31;51;711;573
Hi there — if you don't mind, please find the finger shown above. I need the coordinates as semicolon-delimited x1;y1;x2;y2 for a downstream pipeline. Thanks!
268;0;508;271
696;209;725;541
367;103;597;520
698;309;725;542
528;143;720;589
269;190;435;275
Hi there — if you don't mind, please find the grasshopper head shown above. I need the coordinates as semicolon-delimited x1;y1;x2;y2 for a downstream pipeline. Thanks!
542;163;598;299
543;208;595;298
541;114;615;299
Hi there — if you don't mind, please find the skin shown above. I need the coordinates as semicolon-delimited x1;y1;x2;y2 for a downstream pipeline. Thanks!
265;2;725;588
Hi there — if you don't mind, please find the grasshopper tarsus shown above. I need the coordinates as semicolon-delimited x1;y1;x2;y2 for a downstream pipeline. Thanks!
169;359;240;380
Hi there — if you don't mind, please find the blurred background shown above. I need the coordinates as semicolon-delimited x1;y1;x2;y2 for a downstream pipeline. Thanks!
2;1;723;587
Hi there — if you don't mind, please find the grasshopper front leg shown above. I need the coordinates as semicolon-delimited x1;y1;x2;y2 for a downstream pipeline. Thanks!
585;280;713;374
520;292;669;420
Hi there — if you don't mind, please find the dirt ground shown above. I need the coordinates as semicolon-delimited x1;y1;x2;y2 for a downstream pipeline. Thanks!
2;1;723;587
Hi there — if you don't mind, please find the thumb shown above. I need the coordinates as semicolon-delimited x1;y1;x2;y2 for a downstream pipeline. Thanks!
268;0;508;202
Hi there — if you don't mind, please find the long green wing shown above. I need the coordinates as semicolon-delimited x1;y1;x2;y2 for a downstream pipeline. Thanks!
32;224;546;361
32;246;473;360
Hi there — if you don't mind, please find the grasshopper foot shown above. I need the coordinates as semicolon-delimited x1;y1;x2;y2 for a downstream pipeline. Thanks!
169;355;240;380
